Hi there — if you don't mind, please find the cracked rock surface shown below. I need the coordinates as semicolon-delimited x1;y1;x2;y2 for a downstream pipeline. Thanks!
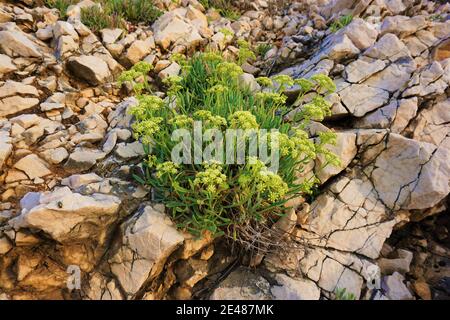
0;0;449;300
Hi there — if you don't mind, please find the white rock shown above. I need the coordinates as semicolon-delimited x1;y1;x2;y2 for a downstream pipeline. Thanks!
153;12;203;50
315;131;357;183
109;205;184;298
413;98;450;149
0;54;16;74
14;154;51;179
125;38;155;65
370;134;450;211
61;173;103;189
115;141;145;159
364;57;416;92
319;33;360;61
101;28;123;44
381;15;428;38
355;98;418;133
0;29;41;57
339;84;390;117
210;267;272;300
382;272;414;300
67;55;111;85
40;147;69;164
0;128;12;172
238;73;261;92
271;274;320;300
9;187;121;243
36;26;53;41
365;33;410;61
55;35;78;58
85;273;123;300
340;18;378;50
0;80;39;97
53;21;79;41
64;148;106;173
345;57;386;83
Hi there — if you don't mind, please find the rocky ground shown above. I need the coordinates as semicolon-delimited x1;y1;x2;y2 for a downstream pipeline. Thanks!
0;0;449;300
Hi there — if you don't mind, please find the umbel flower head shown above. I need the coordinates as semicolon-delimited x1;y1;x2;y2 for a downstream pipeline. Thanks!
131;117;163;144
194;161;229;194
239;158;288;202
194;110;227;128
156;161;179;178
228;111;259;130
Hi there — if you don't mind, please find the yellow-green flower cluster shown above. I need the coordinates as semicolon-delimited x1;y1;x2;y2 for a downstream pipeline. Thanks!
237;39;256;65
207;84;229;94
311;74;336;93
316;131;341;167
130;95;164;120
217;62;243;79
194;162;229;194
203;51;223;64
290;129;316;159
194;110;227;127
301;96;332;121
256;76;273;87
170;114;194;128
146;155;158;168
163;75;183;96
156;161;179;178
219;28;234;37
255;92;287;105
268;129;316;160
294;78;315;93
170;53;187;66
117;61;153;94
131;117;163;144
272;74;294;91
228;111;259;130
270;131;294;157
239;158;288;202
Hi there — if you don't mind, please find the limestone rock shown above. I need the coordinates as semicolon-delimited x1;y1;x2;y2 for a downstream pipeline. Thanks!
320;33;360;61
365;34;410;62
381;15;428;38
339;84;390;117
370;134;450;210
9;187;121;243
340;18;378;50
153;12;203;50
14;154;51;179
125;38;154;66
67;55;112;85
158;62;181;80
64;148;106;173
115;141;145;159
412;98;450;149
100;28;123;44
382;272;414;300
315;131;357;183
85;273;123;300
210;267;272;300
0;54;16;74
109;205;184;298
355;98;418;133
270;274;320;300
345;57;386;83
0;29;41;58
0;126;12;172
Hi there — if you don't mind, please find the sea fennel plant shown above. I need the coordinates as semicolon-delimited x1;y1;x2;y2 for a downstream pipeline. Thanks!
120;52;339;246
